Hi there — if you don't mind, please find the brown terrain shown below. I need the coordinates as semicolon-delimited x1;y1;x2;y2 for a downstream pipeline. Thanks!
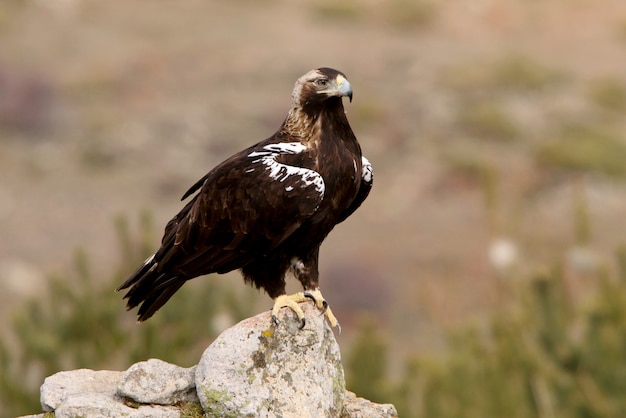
1;0;626;359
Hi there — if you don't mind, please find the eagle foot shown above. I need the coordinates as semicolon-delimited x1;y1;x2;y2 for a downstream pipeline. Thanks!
304;289;341;334
271;290;341;333
271;293;308;329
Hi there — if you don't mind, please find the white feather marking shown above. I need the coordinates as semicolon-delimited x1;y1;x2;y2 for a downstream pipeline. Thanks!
248;142;325;195
144;253;155;266
361;156;373;183
290;257;305;272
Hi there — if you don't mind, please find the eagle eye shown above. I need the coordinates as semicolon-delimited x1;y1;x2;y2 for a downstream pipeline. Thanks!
314;78;329;88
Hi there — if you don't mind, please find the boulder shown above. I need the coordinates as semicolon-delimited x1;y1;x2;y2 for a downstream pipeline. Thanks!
117;358;198;405
341;391;398;418
30;301;397;417
40;369;122;412
39;369;181;418
196;301;345;417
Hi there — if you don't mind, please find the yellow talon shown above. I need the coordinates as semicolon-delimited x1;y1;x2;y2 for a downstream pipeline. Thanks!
271;289;341;333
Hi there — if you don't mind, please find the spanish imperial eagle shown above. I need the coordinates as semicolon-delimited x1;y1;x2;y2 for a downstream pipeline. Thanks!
117;67;373;331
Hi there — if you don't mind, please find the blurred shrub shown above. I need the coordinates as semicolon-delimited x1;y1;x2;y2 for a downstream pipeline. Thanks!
345;316;392;404
588;78;626;113
490;55;566;92
457;101;519;141
536;125;626;178
346;249;626;417
311;0;365;21
311;0;437;29
443;54;565;96
0;213;256;418
386;0;437;30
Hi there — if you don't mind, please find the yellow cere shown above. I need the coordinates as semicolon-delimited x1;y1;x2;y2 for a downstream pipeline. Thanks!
335;74;346;88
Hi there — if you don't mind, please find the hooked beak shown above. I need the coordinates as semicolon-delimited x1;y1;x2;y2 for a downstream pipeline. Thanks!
335;74;353;102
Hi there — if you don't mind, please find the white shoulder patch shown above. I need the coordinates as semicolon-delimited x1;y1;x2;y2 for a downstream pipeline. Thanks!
361;156;373;184
248;142;325;196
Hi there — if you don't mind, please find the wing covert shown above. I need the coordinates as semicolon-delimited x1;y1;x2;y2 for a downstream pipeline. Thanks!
159;144;325;276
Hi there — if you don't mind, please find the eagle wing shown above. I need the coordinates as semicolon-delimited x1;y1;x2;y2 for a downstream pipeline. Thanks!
118;141;325;320
336;156;373;224
157;142;325;276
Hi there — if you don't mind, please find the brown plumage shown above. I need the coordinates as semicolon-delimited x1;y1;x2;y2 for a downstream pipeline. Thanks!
117;68;372;327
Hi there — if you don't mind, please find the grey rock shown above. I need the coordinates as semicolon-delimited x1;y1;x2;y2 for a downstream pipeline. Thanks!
54;392;178;418
39;368;182;418
126;404;182;418
117;358;199;405
40;369;122;412
32;304;397;417
196;301;345;417
342;391;398;418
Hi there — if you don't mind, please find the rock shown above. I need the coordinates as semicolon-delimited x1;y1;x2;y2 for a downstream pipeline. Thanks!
39;369;182;418
117;358;199;405
31;302;397;417
54;392;180;418
196;301;345;417
342;391;398;418
40;369;122;412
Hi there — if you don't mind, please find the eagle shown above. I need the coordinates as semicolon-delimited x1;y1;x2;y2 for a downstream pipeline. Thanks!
117;67;373;331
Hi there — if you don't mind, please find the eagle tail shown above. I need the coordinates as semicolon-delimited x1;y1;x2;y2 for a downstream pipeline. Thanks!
116;254;186;322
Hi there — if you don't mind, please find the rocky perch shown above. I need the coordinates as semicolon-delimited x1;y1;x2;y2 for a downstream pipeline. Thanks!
22;303;397;417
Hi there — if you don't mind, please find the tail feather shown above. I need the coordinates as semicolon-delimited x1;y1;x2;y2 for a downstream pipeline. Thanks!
116;253;187;322
135;280;185;322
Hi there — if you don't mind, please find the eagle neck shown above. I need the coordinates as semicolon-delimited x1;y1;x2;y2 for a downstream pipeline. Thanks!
280;105;320;144
280;98;354;148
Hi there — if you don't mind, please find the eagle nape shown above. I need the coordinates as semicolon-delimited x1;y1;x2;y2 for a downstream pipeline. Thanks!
271;289;341;334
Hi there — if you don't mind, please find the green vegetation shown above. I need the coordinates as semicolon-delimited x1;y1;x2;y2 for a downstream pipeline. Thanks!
537;125;626;178
347;249;626;418
386;0;437;29
311;0;365;22
489;55;566;92
311;0;437;29
442;54;565;96
457;101;519;141
178;401;204;418
345;316;392;404
0;213;256;418
588;78;626;113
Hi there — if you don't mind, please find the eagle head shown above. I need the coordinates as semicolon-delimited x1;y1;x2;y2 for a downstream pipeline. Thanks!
292;68;353;108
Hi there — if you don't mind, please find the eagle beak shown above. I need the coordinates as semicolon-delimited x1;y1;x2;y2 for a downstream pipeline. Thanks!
335;75;353;103
319;74;353;102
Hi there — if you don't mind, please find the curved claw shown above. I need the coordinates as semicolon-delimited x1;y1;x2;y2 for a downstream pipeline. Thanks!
320;300;329;315
273;290;340;332
304;290;340;331
303;291;328;314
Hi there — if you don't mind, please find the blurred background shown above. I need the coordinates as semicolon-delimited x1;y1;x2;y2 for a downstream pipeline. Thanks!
1;0;626;416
